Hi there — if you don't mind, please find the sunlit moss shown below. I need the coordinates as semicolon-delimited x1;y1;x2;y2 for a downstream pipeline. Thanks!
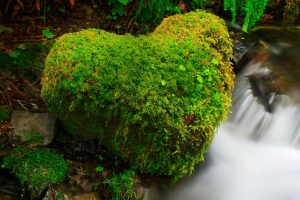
2;146;69;189
41;10;234;181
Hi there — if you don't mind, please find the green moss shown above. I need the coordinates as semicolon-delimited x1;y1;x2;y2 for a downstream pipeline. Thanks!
23;131;44;145
2;146;69;189
0;106;9;123
103;170;138;200
41;10;234;181
283;0;300;23
0;43;51;69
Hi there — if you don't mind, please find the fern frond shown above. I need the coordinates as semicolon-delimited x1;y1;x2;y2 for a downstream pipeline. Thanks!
224;0;269;32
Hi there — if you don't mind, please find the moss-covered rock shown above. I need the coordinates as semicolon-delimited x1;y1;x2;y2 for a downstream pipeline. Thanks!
41;10;234;180
2;146;69;189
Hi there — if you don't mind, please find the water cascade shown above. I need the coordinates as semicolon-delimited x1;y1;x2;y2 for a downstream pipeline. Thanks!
166;31;300;200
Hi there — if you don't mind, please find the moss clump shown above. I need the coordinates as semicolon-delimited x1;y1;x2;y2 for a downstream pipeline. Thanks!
103;170;138;200
283;0;300;23
2;146;69;189
0;106;9;123
41;10;234;180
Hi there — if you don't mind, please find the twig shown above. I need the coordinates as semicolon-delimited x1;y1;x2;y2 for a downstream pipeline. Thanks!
6;80;24;97
23;80;41;93
16;100;29;111
12;17;42;21
126;17;135;33
0;188;16;196
5;0;13;13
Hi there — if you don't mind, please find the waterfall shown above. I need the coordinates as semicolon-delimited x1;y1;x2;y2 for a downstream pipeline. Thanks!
166;59;300;200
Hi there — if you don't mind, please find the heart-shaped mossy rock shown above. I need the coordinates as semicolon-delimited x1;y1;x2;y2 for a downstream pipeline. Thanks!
41;10;234;180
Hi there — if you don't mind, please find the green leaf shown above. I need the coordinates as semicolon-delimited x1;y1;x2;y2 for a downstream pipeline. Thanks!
46;5;52;13
118;0;131;6
58;6;66;13
161;80;166;86
9;51;20;58
179;65;186;71
115;24;122;29
96;166;104;173
196;75;203;83
41;16;47;22
173;6;181;13
211;58;219;65
17;44;26;49
42;28;53;39
196;84;202;90
97;155;104;161
0;25;13;34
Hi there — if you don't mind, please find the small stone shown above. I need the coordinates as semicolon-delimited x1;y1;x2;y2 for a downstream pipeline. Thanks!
73;147;82;152
10;110;57;145
43;188;69;200
140;187;161;200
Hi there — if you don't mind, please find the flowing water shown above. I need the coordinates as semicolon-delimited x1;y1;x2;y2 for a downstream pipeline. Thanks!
166;29;300;200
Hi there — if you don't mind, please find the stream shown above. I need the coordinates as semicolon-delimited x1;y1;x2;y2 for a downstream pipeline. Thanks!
166;27;300;200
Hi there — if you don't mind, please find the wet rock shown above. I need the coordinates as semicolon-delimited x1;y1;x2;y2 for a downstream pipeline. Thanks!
137;185;165;200
0;193;15;200
0;187;18;200
78;178;93;193
43;189;101;200
29;187;48;200
205;0;220;7
135;176;170;200
0;169;20;200
10;110;57;145
43;188;69;200
70;192;101;200
249;74;274;112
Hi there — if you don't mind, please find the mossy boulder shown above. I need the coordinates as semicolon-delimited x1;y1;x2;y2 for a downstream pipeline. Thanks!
41;10;234;180
2;146;69;189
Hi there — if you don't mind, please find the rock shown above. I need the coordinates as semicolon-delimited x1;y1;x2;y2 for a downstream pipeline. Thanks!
0;169;19;200
0;193;15;200
78;178;93;193
135;176;169;200
43;188;69;200
137;186;165;200
43;189;101;200
205;0;220;7
70;192;101;200
10;110;56;145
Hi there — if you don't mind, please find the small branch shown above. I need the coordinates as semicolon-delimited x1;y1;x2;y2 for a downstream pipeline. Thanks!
12;16;42;21
0;188;16;196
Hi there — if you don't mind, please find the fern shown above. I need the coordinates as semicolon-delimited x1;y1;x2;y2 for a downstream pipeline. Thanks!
135;0;181;23
190;0;208;8
224;0;269;32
